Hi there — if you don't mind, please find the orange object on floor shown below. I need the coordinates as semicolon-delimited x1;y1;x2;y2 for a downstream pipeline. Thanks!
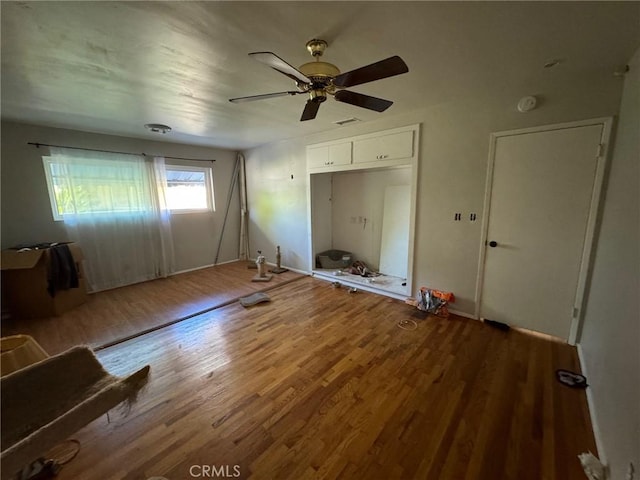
406;287;455;318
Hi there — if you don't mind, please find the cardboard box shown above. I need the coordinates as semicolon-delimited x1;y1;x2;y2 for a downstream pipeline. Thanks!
1;335;49;376
1;243;87;318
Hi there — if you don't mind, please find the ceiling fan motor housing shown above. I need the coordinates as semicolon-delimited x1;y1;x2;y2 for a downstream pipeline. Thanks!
308;88;327;103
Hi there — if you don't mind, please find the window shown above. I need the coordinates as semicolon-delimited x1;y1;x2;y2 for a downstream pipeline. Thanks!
43;155;154;221
165;165;215;213
43;156;215;220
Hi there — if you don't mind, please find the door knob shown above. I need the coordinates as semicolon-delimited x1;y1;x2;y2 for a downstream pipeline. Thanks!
488;241;498;248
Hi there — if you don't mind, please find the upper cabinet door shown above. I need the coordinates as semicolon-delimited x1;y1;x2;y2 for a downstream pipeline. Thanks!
329;142;352;166
307;146;329;169
307;142;352;170
353;130;414;164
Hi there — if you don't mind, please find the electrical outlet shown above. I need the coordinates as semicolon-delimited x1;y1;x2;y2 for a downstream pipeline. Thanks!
350;216;356;224
358;216;363;224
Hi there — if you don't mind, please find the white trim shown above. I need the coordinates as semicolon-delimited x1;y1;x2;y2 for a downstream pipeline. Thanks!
311;272;409;301
568;118;613;344
484;117;613;138
474;135;498;319
306;168;314;273
165;164;215;213
42;156;64;221
475;117;613;344
170;258;239;276
280;265;309;275
245;259;310;276
406;125;420;300
164;259;307;278
577;344;608;466
449;308;478;320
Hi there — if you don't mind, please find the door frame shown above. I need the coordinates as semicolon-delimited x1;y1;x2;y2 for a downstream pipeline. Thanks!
474;117;613;344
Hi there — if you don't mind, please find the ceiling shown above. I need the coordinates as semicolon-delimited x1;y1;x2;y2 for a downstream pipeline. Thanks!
1;2;639;150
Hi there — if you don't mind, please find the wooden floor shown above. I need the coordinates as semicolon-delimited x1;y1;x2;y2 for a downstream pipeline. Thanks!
47;276;595;480
1;261;303;355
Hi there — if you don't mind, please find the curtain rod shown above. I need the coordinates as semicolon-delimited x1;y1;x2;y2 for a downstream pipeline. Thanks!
27;142;216;162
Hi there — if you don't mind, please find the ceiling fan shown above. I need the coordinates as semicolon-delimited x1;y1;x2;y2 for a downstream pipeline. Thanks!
229;39;409;121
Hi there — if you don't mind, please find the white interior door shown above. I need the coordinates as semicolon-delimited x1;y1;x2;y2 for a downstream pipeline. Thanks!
379;185;410;278
480;123;604;340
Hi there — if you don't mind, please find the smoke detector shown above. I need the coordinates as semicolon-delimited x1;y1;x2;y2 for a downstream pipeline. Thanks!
517;96;537;113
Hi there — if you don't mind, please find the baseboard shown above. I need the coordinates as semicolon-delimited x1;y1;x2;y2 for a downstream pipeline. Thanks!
311;272;409;301
171;258;240;276
448;308;478;320
172;260;308;277
281;265;310;275
576;343;608;466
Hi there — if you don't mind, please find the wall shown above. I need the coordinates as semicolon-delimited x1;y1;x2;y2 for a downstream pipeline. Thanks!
331;167;411;270
243;70;624;315
310;173;333;262
578;48;639;478
243;139;309;269
0;122;240;273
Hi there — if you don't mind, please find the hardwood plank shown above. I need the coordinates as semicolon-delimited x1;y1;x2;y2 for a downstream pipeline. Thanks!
20;277;596;480
1;261;304;354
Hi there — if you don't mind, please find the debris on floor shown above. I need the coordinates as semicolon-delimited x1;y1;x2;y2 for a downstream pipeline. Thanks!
556;369;588;388
405;287;455;317
239;292;271;307
484;319;510;331
397;319;418;331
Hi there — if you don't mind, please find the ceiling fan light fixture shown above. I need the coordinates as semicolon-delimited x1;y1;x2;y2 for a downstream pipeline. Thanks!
308;89;327;103
144;123;172;134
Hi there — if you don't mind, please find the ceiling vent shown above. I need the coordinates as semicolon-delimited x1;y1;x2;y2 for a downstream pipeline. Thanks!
333;117;361;126
144;123;172;134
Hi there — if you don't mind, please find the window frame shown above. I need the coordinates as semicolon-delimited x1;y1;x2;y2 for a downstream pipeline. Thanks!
42;156;64;221
164;164;215;214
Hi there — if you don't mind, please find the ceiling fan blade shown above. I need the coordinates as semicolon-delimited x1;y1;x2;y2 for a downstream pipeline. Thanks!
300;99;321;121
229;91;302;103
334;90;393;112
333;55;408;88
249;52;311;85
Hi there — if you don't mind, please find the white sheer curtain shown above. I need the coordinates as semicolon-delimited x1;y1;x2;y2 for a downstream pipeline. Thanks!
49;147;174;292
